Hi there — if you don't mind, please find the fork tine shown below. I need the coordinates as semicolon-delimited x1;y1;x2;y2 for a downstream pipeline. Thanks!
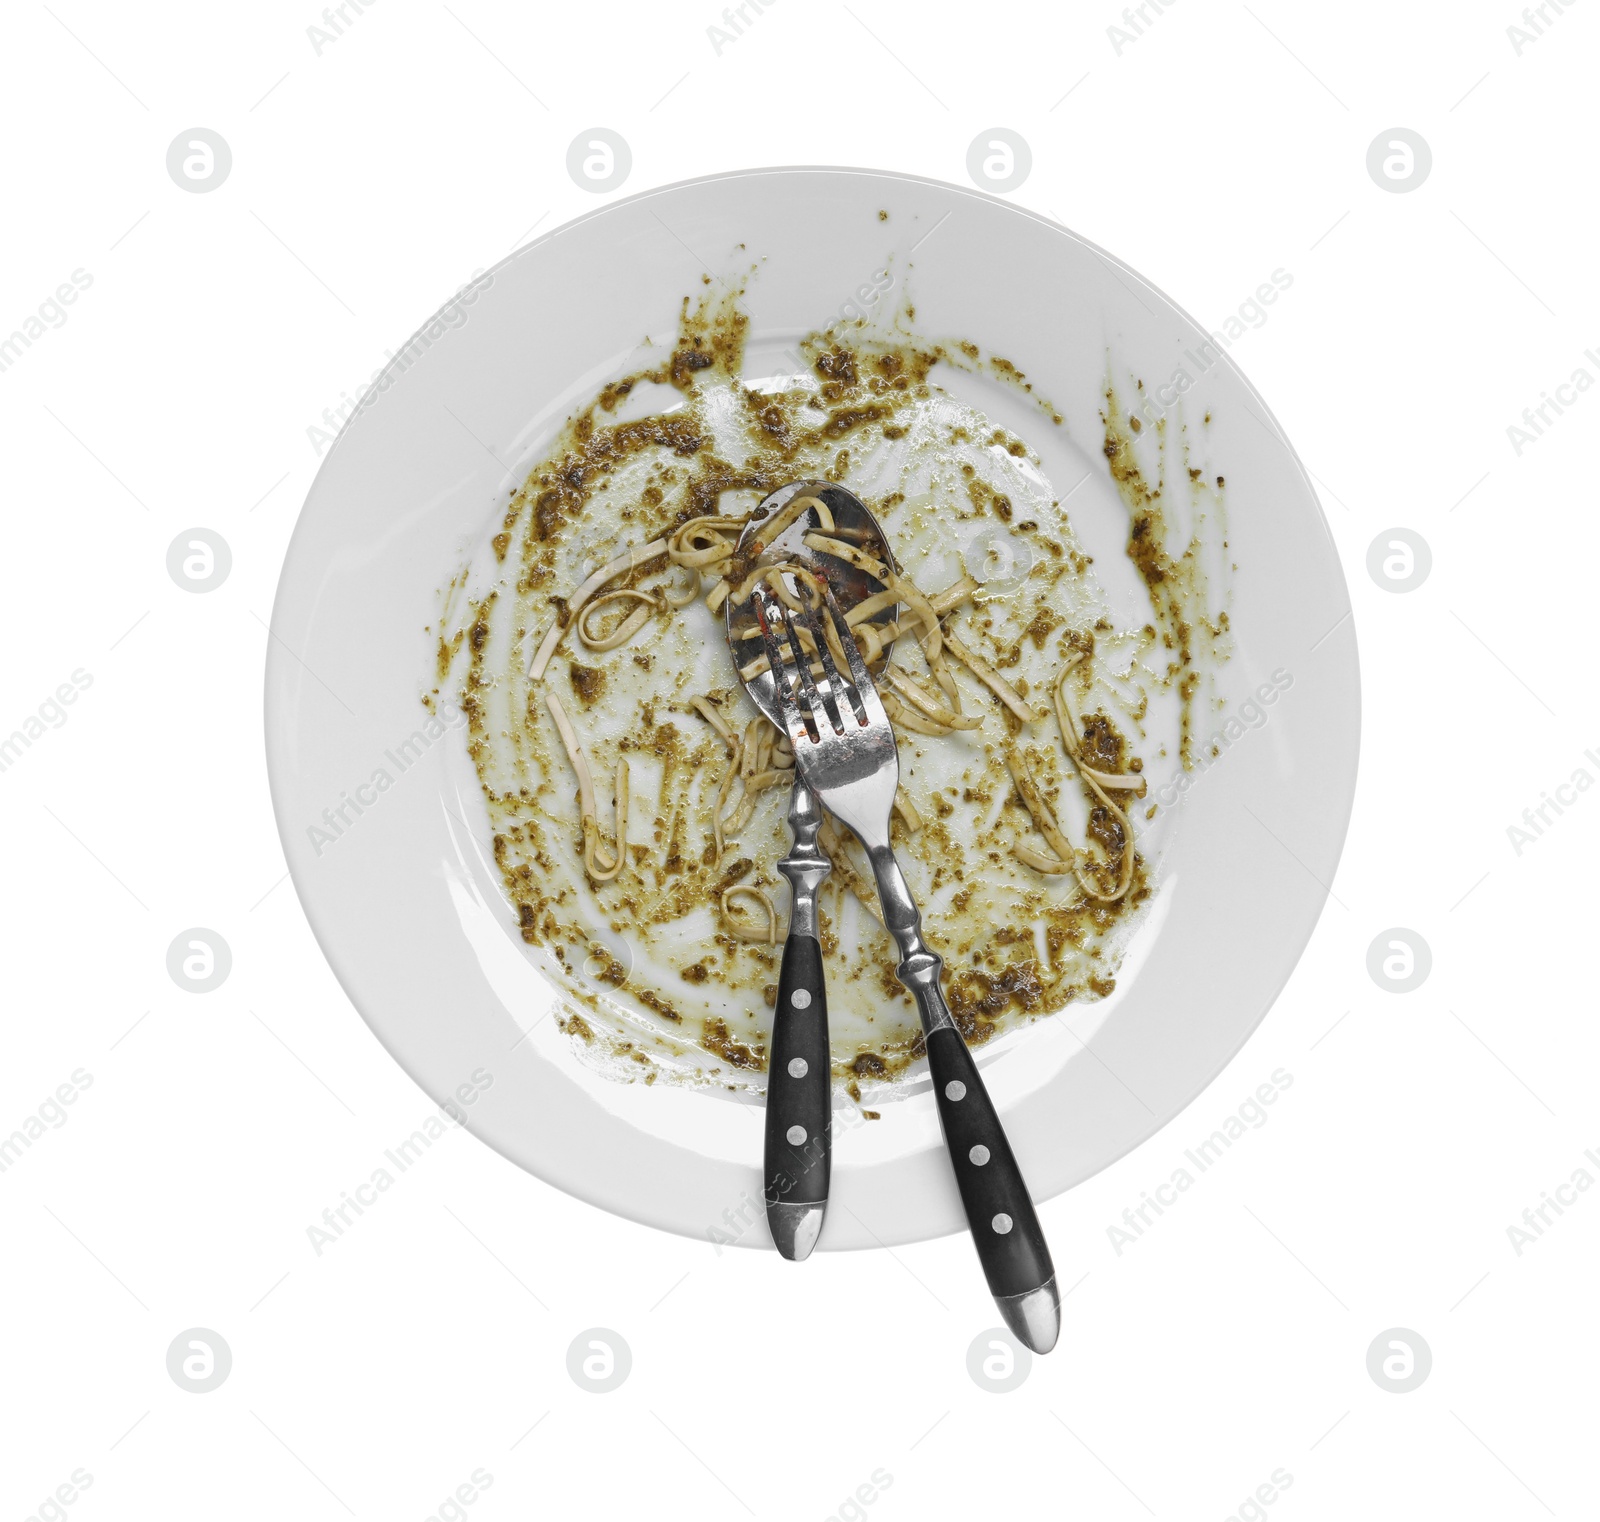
781;596;839;737
821;583;888;729
752;589;810;748
819;583;871;726
791;592;848;735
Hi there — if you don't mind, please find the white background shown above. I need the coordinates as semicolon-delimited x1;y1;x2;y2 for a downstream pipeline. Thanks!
2;1;1596;1518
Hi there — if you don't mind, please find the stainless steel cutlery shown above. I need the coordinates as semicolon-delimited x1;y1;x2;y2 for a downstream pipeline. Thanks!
728;481;1060;1353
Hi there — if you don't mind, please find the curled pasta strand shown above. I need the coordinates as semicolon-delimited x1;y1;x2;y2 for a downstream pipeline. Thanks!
577;589;657;651
753;492;832;554
712;738;743;858
722;769;787;836
1004;655;1144;901
669;515;746;569
1052;662;1148;795
1005;749;1078;865
585;757;630;883
530;538;667;679
721;886;779;944
662;565;701;607
545;688;627;882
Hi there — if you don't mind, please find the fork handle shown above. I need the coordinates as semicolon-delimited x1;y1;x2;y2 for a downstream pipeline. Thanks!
765;778;832;1261
865;843;1060;1352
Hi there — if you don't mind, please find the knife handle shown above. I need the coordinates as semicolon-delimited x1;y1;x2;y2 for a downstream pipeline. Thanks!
765;932;831;1208
925;1025;1055;1303
765;779;833;1260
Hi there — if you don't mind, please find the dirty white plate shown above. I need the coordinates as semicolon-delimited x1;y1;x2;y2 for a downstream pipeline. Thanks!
264;166;1359;1249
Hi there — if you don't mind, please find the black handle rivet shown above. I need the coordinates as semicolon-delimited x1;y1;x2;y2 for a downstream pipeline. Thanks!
945;1081;967;1101
787;1057;809;1078
787;1125;807;1145
992;1213;1013;1234
969;1144;991;1166
790;988;812;1008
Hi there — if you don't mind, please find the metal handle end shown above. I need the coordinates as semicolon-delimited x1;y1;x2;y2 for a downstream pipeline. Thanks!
997;1275;1061;1354
768;1200;826;1261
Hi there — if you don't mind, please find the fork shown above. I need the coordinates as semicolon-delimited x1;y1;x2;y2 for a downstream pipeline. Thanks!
752;581;1061;1353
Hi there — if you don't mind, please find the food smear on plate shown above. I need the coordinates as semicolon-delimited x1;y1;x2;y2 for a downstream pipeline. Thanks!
434;284;1231;1100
